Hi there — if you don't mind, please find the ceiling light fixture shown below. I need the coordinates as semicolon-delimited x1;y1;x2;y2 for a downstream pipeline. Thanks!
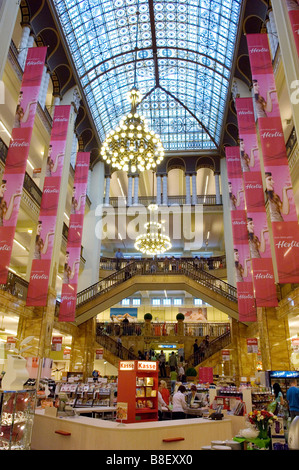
100;7;164;173
134;201;171;256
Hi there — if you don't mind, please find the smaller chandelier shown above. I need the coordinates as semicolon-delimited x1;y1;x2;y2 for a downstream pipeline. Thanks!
100;88;165;172
134;205;172;256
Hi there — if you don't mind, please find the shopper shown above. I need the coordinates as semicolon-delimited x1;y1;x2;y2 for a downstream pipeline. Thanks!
158;382;168;421
187;385;199;406
287;379;299;419
273;383;284;408
160;380;170;405
159;350;166;377
170;366;178;394
168;351;177;369
115;248;124;270
193;339;199;365
172;385;188;420
178;363;185;382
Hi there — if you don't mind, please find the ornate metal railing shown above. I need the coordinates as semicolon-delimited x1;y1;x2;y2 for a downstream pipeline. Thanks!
107;194;222;207
77;258;237;310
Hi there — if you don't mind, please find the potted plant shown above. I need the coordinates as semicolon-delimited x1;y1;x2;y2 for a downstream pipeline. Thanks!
176;313;184;321
185;367;197;382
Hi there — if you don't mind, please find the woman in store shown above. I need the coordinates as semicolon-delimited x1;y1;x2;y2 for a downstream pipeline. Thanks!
158;382;169;421
273;382;284;412
252;79;276;118
159;380;170;406
265;172;293;222
172;384;188;420
247;217;268;259
0;179;22;226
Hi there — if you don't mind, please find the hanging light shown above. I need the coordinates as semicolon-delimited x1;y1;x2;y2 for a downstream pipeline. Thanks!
100;88;165;172
134;204;172;256
100;4;164;173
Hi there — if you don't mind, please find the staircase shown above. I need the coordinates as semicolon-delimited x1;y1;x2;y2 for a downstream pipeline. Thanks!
73;259;238;325
185;330;232;369
95;331;138;368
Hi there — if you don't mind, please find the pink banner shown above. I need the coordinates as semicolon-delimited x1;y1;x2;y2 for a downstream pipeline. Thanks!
0;47;47;283
59;152;90;322
235;98;277;307
26;105;71;306
247;33;299;283
285;0;299;56
226;146;257;322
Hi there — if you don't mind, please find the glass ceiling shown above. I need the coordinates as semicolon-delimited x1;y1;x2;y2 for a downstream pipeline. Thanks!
54;0;242;151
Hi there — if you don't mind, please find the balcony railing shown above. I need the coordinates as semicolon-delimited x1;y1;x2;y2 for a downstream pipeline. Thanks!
100;255;226;273
106;194;222;207
96;321;230;339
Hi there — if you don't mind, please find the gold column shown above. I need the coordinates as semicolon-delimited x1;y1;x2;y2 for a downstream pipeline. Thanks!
230;319;257;384
16;288;57;358
257;307;291;371
70;317;96;380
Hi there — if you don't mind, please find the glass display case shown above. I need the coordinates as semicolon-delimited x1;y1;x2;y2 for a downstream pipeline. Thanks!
0;389;36;450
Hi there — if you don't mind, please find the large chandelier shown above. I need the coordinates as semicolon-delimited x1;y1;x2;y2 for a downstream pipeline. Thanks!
100;88;165;173
134;203;172;256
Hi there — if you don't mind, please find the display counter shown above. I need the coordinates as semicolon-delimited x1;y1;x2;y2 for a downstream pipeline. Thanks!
31;409;245;450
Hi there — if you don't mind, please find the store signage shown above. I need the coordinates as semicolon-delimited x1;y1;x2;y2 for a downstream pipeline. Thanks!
119;361;135;371
225;146;257;322
59;152;90;322
0;47;47;283
222;350;230;361
235;98;277;307
137;361;157;371
247;33;299;283
247;338;259;354
270;370;299;378
158;344;176;349
26;105;72;306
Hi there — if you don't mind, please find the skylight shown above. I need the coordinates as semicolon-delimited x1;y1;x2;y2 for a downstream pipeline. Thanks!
54;0;242;151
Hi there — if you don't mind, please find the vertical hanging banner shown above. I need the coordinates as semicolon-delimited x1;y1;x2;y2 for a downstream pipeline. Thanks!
59;152;90;322
0;47;47;283
247;33;299;283
285;0;299;57
235;97;277;307
26;105;71;306
226;146;257;322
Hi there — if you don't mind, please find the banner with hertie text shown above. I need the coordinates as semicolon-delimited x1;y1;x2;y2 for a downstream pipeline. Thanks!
0;47;47;283
226;146;257;322
59;152;90;322
26;105;72;306
247;33;299;283
235;97;277;307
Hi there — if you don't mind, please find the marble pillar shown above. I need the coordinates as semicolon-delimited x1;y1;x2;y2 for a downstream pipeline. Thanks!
191;173;197;205
185;174;191;205
156;175;161;205
162;175;168;205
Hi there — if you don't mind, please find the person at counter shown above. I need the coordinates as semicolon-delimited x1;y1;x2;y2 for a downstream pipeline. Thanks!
187;385;200;406
172;385;188;420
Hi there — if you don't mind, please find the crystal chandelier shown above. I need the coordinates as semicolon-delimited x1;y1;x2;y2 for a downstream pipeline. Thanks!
100;88;165;173
100;6;165;173
134;203;172;256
